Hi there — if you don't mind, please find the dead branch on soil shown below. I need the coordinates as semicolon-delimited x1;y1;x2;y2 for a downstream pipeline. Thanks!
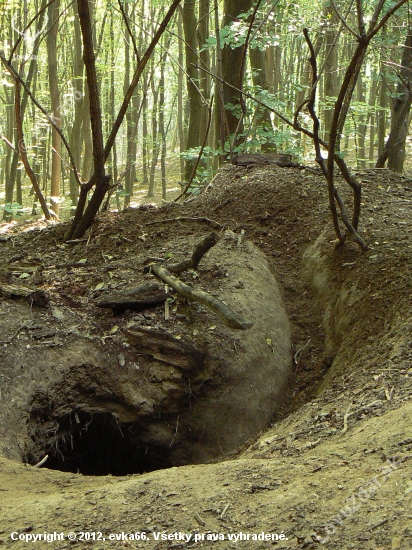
168;232;220;274
150;264;253;330
0;322;27;345
33;455;48;468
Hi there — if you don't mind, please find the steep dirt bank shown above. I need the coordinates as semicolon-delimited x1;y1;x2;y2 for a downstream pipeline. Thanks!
0;164;411;549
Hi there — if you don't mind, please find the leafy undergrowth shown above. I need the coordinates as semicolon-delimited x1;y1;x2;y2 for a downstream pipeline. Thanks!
0;164;411;549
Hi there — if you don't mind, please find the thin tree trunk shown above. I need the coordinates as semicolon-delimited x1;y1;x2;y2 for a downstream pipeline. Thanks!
110;82;118;191
213;0;225;163
182;0;203;183
356;75;367;168
70;0;109;239
47;0;62;215
142;75;149;188
68;0;182;239
123;1;133;207
177;6;185;182
198;0;211;141
249;47;275;152
159;56;167;200
148;68;160;197
69;0;84;204
368;79;378;166
81;85;93;182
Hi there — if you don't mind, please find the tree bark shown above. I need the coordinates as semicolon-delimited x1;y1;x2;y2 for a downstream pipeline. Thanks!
249;47;275;152
219;0;252;150
148;63;160;197
356;75;367;168
71;0;109;239
198;0;211;142
323;5;339;142
376;28;412;172
67;0;183;239
177;6;185;182
47;0;62;215
182;0;203;183
68;0;84;205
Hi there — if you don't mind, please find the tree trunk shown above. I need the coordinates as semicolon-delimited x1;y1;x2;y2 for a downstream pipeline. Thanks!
376;26;387;159
377;77;387;157
67;0;183;239
69;0;84;205
177;6;185;182
159;58;167;200
213;0;226;164
81;87;93;182
110;21;119;192
368;78;378;166
219;0;252;150
148;65;160;197
182;0;203;183
198;0;211;141
71;0;109;239
249;47;275;152
323;5;339;142
356;75;367;168
47;0;62;215
123;1;134;207
142;75;149;189
376;29;412;172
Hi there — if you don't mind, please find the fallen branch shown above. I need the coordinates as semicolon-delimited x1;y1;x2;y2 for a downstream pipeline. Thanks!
151;264;253;330
0;323;27;345
168;232;220;274
33;455;48;468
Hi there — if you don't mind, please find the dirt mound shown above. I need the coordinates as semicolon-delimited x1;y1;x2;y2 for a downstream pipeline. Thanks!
0;219;291;472
0;163;411;549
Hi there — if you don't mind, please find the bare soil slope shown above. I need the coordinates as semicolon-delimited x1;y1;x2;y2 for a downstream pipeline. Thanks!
0;164;411;549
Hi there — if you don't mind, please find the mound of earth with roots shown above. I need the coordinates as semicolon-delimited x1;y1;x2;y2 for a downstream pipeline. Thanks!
0;227;291;473
0;163;411;549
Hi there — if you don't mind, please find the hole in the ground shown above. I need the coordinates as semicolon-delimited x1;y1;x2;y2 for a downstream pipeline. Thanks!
27;410;174;476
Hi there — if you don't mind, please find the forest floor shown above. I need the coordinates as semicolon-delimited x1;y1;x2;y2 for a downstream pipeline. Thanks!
0;163;411;549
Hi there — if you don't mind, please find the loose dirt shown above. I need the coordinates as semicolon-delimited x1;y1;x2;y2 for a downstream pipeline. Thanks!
0;163;411;549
